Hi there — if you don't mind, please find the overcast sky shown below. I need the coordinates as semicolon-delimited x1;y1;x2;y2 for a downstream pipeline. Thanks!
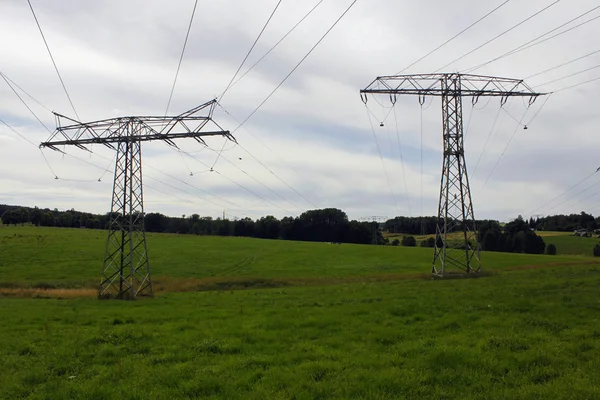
1;0;600;222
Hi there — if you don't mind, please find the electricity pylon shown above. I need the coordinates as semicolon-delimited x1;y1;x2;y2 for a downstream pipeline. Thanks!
40;100;235;298
360;216;388;244
361;73;544;277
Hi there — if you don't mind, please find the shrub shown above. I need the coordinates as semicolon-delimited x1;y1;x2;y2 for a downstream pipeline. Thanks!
391;239;400;246
401;236;417;247
594;244;600;257
545;244;557;255
420;237;436;248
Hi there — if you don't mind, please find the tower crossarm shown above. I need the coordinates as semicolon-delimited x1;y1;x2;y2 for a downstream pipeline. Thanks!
39;99;235;151
360;73;544;101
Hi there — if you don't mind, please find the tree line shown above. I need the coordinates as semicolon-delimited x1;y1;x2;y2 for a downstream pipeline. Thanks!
0;205;382;245
0;203;575;254
533;212;600;232
478;216;547;254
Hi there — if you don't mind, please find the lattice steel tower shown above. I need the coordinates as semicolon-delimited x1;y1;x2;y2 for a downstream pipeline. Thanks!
361;73;543;277
41;100;235;298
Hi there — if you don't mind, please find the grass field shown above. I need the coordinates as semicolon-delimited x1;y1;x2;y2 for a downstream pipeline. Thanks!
2;226;600;398
538;232;600;256
386;230;600;257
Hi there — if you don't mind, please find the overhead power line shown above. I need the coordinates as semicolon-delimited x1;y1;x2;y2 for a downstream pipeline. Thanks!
392;106;412;217
396;0;510;74
26;0;80;121
529;169;597;215
216;103;318;208
436;0;561;72
525;48;600;80
175;145;302;213
478;106;530;196
218;0;284;103
0;117;38;148
0;116;106;180
1;72;52;133
465;5;600;73
544;176;600;214
365;104;401;215
209;0;359;213
471;105;503;179
231;0;360;134
0;70;52;113
552;75;600;93
210;0;286;174
534;63;600;88
165;0;200;115
143;183;249;220
227;0;326;92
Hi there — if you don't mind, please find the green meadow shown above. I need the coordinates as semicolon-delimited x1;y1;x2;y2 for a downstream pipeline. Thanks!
1;226;600;399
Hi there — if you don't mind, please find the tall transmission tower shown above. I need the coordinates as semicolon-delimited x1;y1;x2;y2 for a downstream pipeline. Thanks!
361;73;544;277
360;216;388;244
40;100;235;299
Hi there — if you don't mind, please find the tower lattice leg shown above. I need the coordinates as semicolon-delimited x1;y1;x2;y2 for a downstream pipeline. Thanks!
432;74;481;277
100;133;152;299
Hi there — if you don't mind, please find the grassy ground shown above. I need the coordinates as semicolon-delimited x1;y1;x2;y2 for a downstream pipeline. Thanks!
539;232;599;257
386;230;600;257
2;226;600;398
0;226;587;287
2;267;600;399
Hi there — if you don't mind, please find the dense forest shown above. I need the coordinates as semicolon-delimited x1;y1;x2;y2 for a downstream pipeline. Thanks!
2;204;597;254
0;205;383;245
534;212;600;232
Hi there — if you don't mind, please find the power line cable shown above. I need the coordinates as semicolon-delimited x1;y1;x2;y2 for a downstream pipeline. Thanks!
533;62;600;88
0;117;38;148
26;0;80;121
564;185;600;211
212;168;295;215
73;150;257;214
237;143;317;207
84;138;290;213
143;183;246;220
524;93;551;126
392;106;412;217
0;70;52;113
208;0;360;207
551;75;600;93
500;104;524;126
144;174;250;215
365;104;401;216
230;0;360;135
1;72;52;133
396;0;511;74
0;116;107;180
436;0;561;72
465;6;600;73
218;0;284;104
164;0;199;115
525;48;600;80
176;145;303;212
210;0;285;169
64;142;246;210
478;106;530;195
472;105;503;178
215;103;319;208
228;0;326;91
545;176;600;214
1;71;110;180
